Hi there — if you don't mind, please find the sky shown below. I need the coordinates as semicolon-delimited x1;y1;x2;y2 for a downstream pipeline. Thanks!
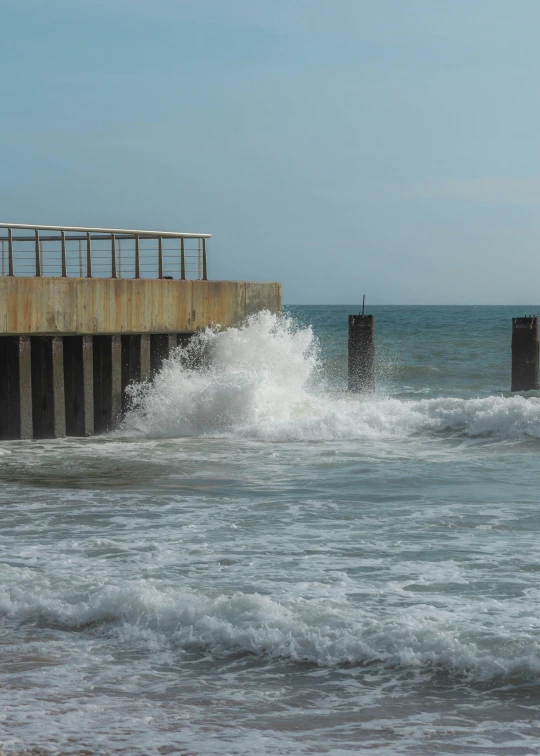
2;0;540;304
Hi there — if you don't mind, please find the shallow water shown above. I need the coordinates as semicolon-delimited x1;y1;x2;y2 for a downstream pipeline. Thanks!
2;306;540;755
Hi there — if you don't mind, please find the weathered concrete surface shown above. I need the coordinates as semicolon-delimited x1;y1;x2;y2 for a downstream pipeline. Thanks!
63;335;94;436
18;336;33;439
82;336;94;436
52;336;66;437
93;335;122;433
0;278;282;335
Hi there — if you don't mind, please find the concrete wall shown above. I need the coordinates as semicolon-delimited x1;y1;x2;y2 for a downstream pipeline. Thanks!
0;278;282;336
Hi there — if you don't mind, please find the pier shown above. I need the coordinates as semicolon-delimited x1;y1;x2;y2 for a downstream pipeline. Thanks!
0;222;282;440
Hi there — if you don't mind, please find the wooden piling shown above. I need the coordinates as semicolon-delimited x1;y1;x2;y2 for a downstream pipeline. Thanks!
348;314;375;393
511;317;539;391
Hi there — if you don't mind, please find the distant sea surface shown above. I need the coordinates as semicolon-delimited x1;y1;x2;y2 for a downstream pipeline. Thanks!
3;305;540;755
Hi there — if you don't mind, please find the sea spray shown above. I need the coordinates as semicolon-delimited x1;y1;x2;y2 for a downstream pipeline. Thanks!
121;310;319;438
121;311;540;442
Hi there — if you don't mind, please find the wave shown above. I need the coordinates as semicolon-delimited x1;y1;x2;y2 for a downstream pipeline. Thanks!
3;580;540;683
119;311;540;442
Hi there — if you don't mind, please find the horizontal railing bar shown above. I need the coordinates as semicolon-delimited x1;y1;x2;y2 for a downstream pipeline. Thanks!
0;234;204;243
0;222;210;239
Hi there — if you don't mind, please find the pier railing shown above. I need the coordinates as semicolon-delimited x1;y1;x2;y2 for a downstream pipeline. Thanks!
0;223;210;280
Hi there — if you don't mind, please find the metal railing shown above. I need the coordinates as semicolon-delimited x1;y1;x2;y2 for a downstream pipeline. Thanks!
0;223;211;280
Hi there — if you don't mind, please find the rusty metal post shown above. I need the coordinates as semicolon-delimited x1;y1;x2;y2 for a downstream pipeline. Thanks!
348;314;375;393
511;317;539;391
61;231;67;277
181;237;185;280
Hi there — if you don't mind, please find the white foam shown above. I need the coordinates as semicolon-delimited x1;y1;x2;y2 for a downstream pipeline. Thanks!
121;311;540;443
3;580;540;682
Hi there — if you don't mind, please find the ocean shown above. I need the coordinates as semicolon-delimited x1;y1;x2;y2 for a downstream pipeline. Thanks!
2;305;540;755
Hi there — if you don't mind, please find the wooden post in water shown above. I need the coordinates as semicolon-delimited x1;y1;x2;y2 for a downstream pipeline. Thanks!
348;307;375;393
511;316;539;391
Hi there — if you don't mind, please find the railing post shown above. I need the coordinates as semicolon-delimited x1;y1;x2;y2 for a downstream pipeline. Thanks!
1;241;4;276
8;228;13;276
202;238;207;281
35;229;41;277
158;236;163;279
118;238;122;278
181;237;185;280
111;233;116;278
61;231;67;277
86;231;92;277
135;234;140;278
78;240;83;277
40;241;44;276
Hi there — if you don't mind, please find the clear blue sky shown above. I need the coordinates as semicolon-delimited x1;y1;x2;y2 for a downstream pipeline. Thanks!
2;0;540;304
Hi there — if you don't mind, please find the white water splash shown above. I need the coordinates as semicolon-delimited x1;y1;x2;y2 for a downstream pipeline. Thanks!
121;311;540;442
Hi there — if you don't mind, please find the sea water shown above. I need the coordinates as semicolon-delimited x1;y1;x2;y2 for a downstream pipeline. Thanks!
2;305;540;755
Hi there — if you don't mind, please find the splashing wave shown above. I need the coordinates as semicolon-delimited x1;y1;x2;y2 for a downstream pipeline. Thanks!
121;311;540;442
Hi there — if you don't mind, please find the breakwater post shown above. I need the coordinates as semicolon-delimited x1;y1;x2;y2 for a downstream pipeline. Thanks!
511;317;539;392
0;222;282;440
348;310;375;393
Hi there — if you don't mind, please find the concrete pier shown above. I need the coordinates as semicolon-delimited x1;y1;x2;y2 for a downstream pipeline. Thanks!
511;317;539;392
0;222;282;440
0;278;281;336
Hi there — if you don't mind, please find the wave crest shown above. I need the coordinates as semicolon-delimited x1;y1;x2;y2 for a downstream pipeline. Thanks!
3;580;540;683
